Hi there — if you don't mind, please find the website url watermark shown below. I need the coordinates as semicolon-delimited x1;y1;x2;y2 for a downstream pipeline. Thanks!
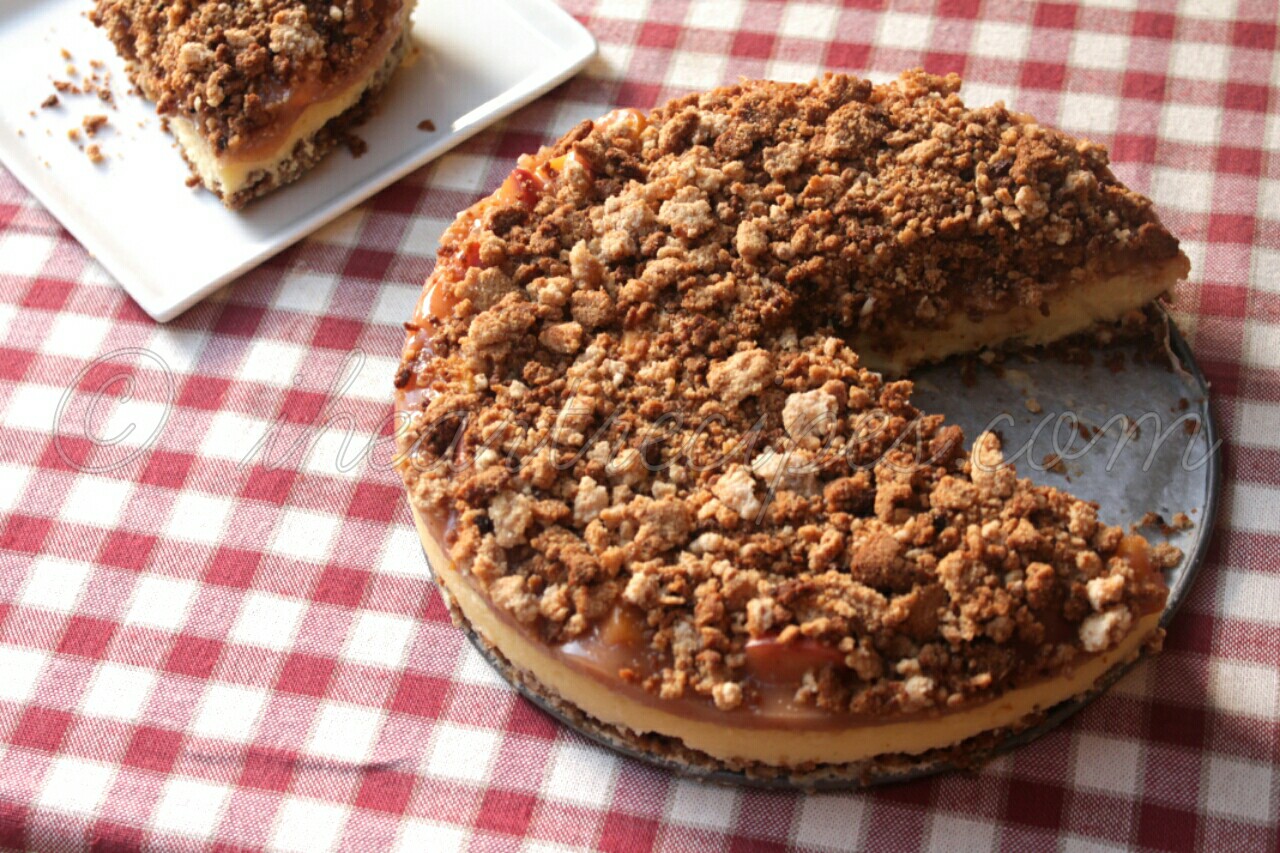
50;348;1218;500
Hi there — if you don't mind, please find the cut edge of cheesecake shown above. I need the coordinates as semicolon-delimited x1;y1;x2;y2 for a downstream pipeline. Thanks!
169;17;412;209
853;253;1190;375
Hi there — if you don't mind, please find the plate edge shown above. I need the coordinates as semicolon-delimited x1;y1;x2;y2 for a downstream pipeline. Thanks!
0;1;598;323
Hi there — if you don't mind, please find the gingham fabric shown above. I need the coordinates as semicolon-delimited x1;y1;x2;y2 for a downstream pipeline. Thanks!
1;1;1277;850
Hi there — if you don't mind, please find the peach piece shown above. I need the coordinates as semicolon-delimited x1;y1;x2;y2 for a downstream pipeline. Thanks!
1117;534;1152;579
495;167;544;208
745;636;845;684
600;606;646;649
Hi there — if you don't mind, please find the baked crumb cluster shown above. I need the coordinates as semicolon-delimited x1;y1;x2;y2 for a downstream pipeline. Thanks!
396;72;1177;716
91;0;401;154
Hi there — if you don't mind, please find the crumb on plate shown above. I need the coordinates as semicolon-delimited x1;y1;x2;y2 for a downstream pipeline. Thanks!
83;114;109;136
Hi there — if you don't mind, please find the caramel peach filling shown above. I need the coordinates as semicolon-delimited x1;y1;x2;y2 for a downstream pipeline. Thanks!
744;637;847;685
222;0;408;163
408;501;1166;727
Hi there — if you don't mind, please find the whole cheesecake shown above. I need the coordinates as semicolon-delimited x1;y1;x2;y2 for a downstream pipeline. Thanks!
393;71;1187;782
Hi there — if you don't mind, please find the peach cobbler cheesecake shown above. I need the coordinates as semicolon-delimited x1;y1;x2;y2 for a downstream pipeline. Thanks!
92;0;416;208
393;72;1188;780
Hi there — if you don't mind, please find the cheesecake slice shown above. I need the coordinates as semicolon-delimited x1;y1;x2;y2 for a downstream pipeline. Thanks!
91;0;416;208
393;71;1188;781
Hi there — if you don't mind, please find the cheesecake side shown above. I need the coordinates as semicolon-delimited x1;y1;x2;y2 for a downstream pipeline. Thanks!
415;505;1163;771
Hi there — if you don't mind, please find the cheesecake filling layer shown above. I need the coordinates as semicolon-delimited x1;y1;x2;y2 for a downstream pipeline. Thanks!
170;70;371;196
854;255;1191;375
414;509;1160;767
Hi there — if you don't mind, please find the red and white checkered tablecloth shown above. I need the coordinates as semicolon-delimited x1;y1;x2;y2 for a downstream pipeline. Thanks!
1;0;1277;850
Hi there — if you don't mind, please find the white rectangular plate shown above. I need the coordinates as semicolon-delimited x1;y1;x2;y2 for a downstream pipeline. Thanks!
0;0;595;321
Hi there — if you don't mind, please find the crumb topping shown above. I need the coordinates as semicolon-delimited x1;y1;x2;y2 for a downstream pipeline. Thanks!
396;71;1178;717
91;0;407;154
